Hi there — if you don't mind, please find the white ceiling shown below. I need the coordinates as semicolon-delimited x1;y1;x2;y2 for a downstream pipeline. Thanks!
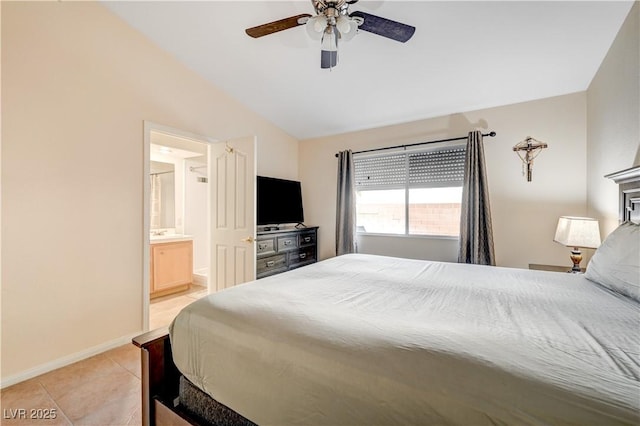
103;1;634;140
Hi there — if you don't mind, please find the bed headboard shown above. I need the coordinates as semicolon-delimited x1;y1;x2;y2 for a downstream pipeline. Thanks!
605;165;640;224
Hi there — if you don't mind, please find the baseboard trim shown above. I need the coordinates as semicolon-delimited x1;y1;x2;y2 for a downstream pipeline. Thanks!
192;272;207;287
0;331;143;389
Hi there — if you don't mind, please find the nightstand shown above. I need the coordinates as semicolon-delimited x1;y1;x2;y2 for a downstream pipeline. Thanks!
529;264;586;273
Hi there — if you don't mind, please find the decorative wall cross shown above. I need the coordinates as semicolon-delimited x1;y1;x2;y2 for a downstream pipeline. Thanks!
512;136;548;182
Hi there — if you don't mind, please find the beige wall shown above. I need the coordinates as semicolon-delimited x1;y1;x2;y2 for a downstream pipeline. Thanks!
587;2;640;236
1;2;298;384
300;93;588;268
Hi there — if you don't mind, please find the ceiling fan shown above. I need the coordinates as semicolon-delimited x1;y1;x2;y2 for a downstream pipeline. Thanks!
245;0;415;69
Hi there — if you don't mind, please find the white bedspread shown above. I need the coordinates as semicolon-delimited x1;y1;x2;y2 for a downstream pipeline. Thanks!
169;254;640;425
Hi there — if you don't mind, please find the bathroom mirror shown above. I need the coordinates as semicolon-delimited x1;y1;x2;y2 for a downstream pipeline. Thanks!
150;161;176;229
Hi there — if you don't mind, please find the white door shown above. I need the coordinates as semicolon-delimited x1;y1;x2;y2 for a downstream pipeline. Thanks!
209;136;256;292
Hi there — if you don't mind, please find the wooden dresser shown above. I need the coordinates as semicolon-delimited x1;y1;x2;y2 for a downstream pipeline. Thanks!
256;227;318;279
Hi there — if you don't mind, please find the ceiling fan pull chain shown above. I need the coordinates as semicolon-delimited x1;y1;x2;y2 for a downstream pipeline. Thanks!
332;29;338;71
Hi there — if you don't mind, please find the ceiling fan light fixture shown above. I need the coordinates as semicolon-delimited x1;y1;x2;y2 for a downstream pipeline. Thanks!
321;50;338;69
336;16;352;34
321;26;338;52
306;15;326;40
336;16;359;41
320;26;339;69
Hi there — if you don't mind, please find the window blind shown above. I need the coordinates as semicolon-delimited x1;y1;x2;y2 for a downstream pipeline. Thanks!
354;146;466;190
408;147;466;187
354;153;406;189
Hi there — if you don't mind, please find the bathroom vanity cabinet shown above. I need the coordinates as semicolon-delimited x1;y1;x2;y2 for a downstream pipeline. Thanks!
150;239;193;298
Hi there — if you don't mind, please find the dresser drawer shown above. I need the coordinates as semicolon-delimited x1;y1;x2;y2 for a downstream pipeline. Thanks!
277;235;298;251
257;254;287;275
298;231;316;247
256;238;276;256
289;247;316;266
256;226;318;278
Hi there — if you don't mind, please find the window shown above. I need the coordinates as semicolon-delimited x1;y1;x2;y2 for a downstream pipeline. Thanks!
354;145;465;237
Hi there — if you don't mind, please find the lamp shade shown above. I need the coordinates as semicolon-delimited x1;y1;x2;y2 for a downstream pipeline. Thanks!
553;216;601;249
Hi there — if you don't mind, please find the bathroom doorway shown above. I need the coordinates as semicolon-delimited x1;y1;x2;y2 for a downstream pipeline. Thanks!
143;122;215;330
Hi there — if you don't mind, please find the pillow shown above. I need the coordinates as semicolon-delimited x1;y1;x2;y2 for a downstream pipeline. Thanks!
585;221;640;301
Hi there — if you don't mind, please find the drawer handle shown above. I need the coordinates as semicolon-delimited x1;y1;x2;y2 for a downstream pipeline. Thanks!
304;237;311;243
258;243;268;250
299;253;306;259
266;261;275;267
284;240;292;246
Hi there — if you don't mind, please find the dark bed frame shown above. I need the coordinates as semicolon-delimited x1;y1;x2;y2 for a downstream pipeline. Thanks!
133;165;640;426
132;326;255;426
132;327;192;426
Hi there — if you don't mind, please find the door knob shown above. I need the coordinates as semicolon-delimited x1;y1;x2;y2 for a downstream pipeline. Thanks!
242;236;255;243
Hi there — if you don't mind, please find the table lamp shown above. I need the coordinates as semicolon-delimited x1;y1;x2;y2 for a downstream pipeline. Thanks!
553;216;601;273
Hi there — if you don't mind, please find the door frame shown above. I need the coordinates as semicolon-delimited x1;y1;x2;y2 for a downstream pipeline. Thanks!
142;121;217;331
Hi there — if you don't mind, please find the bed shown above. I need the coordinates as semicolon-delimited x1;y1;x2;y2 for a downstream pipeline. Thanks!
133;166;640;425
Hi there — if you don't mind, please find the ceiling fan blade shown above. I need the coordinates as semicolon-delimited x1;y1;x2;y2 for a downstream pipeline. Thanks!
321;50;338;69
349;11;415;43
245;14;312;38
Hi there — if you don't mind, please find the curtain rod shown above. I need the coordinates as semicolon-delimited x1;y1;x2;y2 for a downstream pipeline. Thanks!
334;131;496;157
150;170;174;176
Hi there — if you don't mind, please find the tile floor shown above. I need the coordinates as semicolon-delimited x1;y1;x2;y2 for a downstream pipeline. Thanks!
149;286;207;330
0;285;208;426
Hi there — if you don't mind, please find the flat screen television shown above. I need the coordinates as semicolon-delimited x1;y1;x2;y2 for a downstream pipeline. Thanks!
257;176;304;226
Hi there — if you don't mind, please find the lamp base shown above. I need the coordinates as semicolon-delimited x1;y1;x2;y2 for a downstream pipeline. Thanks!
568;248;583;273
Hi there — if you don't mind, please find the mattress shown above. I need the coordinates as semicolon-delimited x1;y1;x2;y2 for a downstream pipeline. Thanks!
169;253;640;425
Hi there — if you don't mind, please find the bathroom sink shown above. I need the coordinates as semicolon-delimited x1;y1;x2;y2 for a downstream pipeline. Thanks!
150;233;193;243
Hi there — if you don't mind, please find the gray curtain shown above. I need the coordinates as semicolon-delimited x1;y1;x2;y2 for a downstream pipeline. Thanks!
336;150;357;255
458;130;496;265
